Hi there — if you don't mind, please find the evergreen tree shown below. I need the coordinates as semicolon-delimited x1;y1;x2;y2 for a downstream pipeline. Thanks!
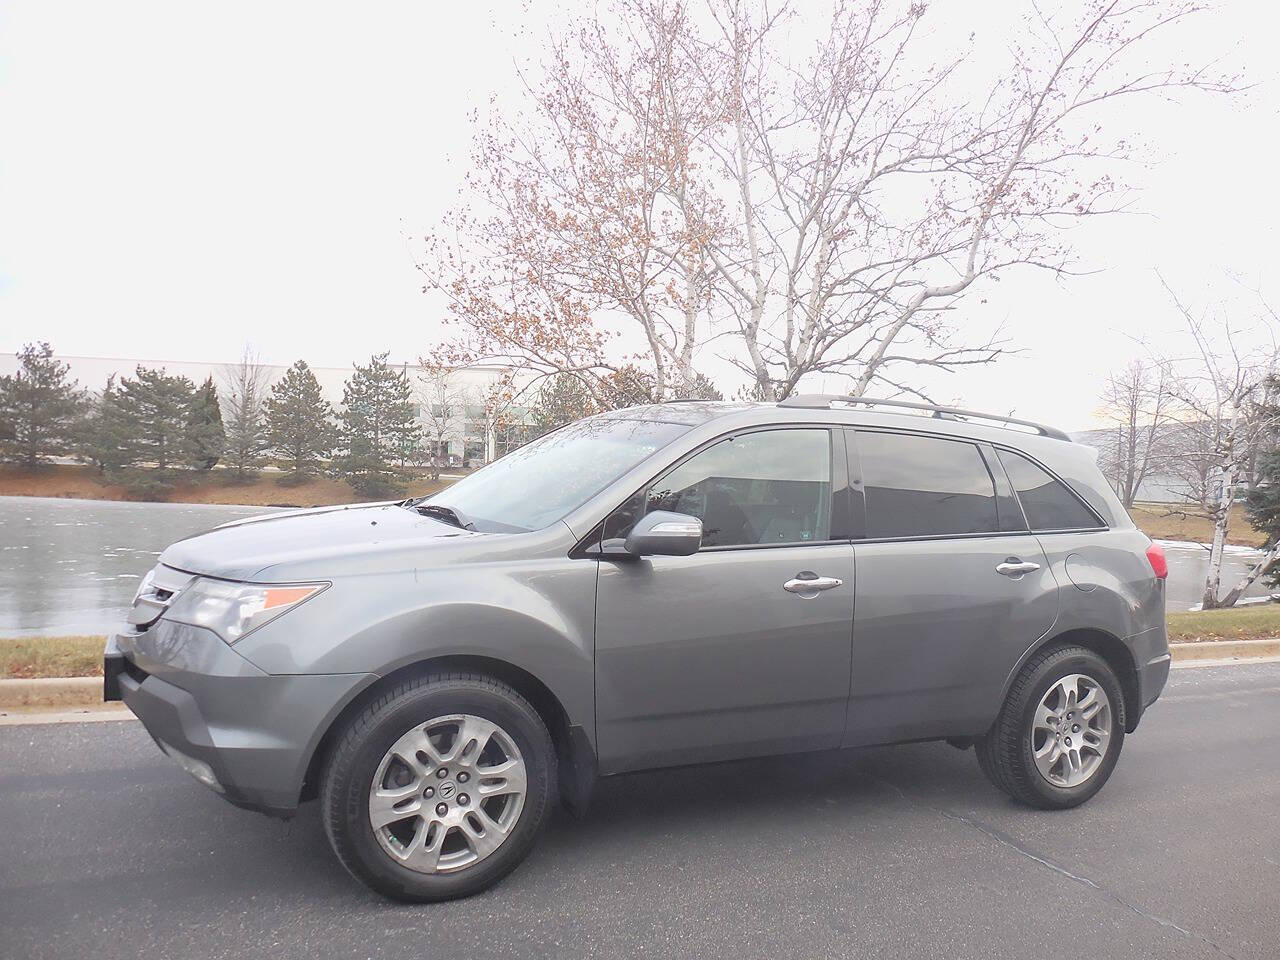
1246;452;1280;584
0;343;88;467
186;376;226;471
529;374;598;435
335;353;421;497
687;372;723;401
1246;378;1280;588
598;366;722;408
114;366;197;471
264;360;335;481
77;375;133;474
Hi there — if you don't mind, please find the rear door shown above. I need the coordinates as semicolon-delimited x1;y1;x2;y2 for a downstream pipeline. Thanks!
844;429;1059;747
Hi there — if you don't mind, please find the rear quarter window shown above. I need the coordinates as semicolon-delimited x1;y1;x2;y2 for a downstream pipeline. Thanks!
997;449;1101;530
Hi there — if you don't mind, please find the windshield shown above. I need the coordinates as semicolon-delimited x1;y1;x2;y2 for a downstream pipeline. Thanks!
425;417;689;532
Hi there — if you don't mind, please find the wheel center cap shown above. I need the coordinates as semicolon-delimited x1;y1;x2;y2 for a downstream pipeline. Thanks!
438;781;456;800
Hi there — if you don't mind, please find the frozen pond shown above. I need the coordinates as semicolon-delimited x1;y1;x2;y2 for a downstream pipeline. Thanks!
0;496;1269;636
0;497;280;636
1157;539;1272;610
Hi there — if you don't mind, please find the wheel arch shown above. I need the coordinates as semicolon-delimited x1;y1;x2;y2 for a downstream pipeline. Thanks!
298;654;598;813
1002;627;1142;733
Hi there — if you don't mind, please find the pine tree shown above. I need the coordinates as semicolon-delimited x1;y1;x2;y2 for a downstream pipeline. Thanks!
264;360;335;482
114;366;197;471
529;374;598;435
1246;378;1280;588
335;353;421;497
77;376;133;474
186;376;226;471
0;343;88;467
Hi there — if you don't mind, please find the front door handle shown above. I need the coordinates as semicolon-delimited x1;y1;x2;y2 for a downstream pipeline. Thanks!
996;558;1041;578
783;572;844;596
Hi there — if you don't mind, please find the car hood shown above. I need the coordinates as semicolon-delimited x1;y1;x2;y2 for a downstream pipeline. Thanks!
158;501;478;581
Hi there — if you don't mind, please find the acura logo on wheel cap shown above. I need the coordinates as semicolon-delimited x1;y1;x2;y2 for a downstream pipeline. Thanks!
438;782;456;800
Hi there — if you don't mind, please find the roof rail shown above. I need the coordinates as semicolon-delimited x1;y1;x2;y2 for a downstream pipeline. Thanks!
776;394;1072;442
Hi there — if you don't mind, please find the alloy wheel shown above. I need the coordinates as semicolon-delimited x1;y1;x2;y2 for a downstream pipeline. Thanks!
1030;673;1112;788
368;714;527;874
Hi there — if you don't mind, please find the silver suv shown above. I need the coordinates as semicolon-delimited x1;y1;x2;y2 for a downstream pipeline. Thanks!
105;396;1170;901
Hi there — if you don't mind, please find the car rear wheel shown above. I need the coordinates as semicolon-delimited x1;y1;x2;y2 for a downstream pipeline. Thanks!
976;644;1126;809
321;671;555;901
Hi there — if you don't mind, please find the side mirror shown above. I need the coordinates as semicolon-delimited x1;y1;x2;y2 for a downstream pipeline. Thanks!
623;510;703;557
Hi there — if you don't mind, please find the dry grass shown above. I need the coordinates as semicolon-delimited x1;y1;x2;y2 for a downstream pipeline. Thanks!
1166;605;1280;643
1;635;106;679
1128;503;1263;548
0;463;456;508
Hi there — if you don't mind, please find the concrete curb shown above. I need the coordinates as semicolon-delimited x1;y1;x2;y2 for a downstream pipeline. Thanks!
0;676;102;709
1169;637;1280;661
1;637;1277;713
0;704;133;725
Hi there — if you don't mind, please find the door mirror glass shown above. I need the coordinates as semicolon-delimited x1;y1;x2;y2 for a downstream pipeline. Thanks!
624;510;703;556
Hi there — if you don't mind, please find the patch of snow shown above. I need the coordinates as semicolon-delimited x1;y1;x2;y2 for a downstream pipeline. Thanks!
1155;538;1264;557
1184;595;1275;612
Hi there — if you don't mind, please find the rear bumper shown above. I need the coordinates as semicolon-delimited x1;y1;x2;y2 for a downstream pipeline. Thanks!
1139;652;1171;709
1126;623;1171;730
104;630;374;817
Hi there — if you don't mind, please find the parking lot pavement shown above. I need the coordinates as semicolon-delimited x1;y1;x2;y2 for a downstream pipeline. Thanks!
1;662;1277;960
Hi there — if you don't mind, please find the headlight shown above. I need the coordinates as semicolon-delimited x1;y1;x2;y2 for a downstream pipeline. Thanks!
162;578;328;644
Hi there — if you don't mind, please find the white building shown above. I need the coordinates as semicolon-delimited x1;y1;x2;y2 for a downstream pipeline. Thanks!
0;353;535;465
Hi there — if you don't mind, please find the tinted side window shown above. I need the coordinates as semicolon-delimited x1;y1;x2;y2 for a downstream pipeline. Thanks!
997;449;1100;530
645;429;832;547
858;432;999;538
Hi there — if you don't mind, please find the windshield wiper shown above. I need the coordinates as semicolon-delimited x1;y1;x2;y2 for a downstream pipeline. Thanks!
404;499;476;531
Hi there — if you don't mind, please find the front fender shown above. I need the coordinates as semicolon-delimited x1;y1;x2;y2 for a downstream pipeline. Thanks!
235;556;599;737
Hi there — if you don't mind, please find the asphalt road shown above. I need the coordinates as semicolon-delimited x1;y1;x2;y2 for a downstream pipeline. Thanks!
2;663;1278;960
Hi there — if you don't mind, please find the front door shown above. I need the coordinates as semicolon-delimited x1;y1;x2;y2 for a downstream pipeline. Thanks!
593;426;855;774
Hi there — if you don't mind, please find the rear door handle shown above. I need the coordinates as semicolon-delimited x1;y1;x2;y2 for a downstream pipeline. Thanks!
783;572;844;596
995;559;1041;578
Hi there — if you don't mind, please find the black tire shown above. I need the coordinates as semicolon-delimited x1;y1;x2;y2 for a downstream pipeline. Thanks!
976;645;1126;809
321;671;556;902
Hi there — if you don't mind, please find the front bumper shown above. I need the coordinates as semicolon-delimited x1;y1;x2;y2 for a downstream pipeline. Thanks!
105;626;375;817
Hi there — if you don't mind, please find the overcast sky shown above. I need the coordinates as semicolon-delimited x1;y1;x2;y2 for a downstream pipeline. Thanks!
1;1;1277;431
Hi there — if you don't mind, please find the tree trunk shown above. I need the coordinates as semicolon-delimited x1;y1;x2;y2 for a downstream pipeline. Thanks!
1201;489;1232;609
1123;424;1138;507
1201;429;1239;610
1218;544;1280;608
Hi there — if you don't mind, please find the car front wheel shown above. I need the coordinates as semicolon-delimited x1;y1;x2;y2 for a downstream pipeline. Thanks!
321;671;555;901
976;644;1126;809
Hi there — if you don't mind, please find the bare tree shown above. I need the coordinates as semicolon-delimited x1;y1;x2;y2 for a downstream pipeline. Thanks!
1158;281;1280;609
421;1;1232;402
219;346;271;482
417;366;470;480
1161;430;1218;509
418;0;723;402
703;0;1233;399
1096;360;1173;507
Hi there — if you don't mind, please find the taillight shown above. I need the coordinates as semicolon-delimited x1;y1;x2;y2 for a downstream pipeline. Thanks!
1145;542;1168;580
